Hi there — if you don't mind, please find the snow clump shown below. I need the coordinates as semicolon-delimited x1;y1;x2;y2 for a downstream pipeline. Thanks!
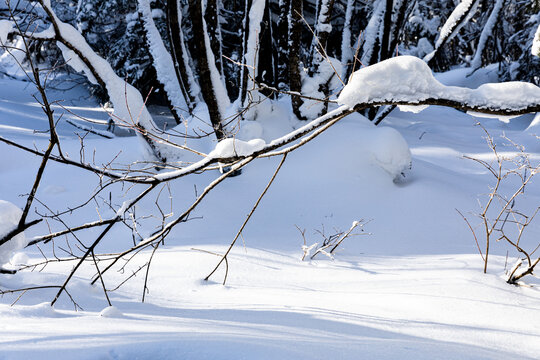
209;138;266;158
0;200;27;266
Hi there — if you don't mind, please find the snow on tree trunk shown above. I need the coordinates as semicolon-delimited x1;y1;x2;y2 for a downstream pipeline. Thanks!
238;0;265;110
339;55;540;116
311;0;335;66
166;0;200;112
138;0;188;120
38;0;172;162
188;0;230;139
276;0;291;89
360;0;385;67
423;0;479;64
469;0;505;72
204;0;224;77
341;0;355;80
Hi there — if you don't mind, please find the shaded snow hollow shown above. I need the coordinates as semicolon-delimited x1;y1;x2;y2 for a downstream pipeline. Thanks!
338;55;540;112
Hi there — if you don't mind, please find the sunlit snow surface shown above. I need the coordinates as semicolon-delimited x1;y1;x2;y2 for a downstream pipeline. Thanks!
0;65;539;359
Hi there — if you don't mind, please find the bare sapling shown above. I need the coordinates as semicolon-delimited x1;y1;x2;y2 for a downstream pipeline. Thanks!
459;124;540;284
298;220;370;261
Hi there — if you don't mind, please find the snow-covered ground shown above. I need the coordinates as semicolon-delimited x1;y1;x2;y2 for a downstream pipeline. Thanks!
0;66;539;359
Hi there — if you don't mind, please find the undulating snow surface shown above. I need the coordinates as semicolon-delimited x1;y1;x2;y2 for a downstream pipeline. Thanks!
0;64;539;359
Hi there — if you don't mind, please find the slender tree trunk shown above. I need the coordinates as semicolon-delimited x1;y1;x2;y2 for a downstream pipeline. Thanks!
379;0;393;61
239;0;253;104
257;0;276;97
204;0;224;76
289;0;305;120
188;0;227;139
167;0;197;113
276;0;291;89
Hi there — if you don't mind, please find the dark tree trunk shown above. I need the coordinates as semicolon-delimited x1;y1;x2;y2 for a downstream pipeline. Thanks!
257;0;276;97
289;0;305;120
188;0;226;139
379;0;394;61
276;0;291;89
166;0;196;114
204;0;223;76
239;0;253;104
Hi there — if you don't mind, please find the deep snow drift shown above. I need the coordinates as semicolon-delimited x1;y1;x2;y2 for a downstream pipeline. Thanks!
0;64;539;359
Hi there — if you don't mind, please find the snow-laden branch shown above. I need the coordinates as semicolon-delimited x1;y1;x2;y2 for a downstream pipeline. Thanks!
339;56;540;116
424;0;479;63
37;0;173;162
469;0;504;72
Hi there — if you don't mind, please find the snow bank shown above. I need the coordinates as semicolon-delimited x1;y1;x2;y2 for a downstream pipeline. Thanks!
364;126;411;179
208;138;266;158
338;56;540;114
0;200;26;266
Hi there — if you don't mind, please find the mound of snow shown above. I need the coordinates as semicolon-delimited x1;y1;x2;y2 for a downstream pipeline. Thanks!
0;200;26;266
100;305;124;318
8;302;58;318
364;127;411;179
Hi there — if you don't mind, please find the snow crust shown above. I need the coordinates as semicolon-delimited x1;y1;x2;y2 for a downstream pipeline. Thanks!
338;56;540;114
0;200;25;266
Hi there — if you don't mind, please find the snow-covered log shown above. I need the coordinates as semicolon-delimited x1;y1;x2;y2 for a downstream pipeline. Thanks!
339;56;540;116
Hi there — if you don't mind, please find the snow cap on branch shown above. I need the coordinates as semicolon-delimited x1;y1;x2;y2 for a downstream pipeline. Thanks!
338;56;540;114
0;200;27;266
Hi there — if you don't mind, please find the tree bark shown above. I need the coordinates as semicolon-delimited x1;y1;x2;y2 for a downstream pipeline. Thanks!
289;0;305;120
188;0;226;139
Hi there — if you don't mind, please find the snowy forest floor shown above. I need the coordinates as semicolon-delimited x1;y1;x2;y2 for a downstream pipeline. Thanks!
1;66;540;359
